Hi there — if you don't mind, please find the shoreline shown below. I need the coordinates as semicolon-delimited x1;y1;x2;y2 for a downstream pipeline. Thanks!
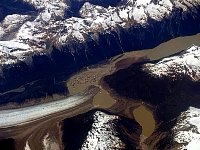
0;33;199;149
1;33;200;110
100;75;157;135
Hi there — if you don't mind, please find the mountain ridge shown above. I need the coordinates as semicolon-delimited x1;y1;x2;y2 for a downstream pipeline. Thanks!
0;0;200;100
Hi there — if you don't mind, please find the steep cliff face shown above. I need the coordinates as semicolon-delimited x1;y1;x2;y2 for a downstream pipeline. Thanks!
62;110;141;150
0;0;200;101
104;45;200;149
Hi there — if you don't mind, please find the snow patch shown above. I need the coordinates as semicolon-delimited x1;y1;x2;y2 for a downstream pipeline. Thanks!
173;107;200;149
0;0;198;66
25;141;31;150
144;45;200;81
81;111;125;149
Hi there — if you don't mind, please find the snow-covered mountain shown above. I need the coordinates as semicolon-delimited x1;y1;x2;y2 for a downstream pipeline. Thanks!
104;45;200;106
0;0;200;96
81;111;127;149
0;0;199;64
62;110;141;150
0;1;200;148
145;46;200;149
172;106;200;150
144;45;200;81
104;45;200;149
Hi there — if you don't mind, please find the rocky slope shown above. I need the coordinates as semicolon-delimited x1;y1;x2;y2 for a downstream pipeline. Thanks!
0;0;200;101
145;106;200;149
105;45;200;107
144;45;200;81
0;138;15;150
62;110;141;150
172;106;200;150
104;45;200;149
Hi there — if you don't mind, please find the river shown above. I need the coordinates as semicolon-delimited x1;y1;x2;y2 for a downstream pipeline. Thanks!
67;33;200;139
0;33;199;150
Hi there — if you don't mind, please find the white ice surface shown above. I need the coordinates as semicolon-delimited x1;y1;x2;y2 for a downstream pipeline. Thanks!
0;91;94;128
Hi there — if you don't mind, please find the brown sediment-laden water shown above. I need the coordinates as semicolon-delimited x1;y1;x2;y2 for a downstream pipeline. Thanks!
67;33;200;139
133;105;155;138
0;33;200;149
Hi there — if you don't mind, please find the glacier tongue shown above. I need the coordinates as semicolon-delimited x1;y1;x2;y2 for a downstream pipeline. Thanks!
0;0;200;94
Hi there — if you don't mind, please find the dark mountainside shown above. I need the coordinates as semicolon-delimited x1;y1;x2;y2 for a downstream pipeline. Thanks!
0;0;200;104
62;109;141;150
0;1;200;149
103;46;200;149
